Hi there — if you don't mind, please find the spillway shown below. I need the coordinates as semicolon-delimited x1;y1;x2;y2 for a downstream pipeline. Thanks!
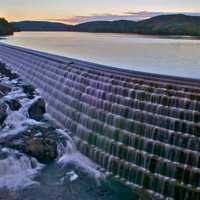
0;43;200;200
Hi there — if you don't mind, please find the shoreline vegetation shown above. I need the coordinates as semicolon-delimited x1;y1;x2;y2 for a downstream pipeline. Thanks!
0;18;14;36
11;14;200;37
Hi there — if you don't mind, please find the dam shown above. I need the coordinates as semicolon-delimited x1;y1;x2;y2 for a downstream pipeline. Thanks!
0;43;200;200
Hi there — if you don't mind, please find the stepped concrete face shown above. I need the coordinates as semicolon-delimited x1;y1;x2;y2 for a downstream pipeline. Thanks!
1;43;200;200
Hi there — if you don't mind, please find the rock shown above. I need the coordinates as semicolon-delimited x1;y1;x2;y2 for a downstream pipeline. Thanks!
22;84;35;99
0;84;11;98
0;63;18;80
26;137;57;162
0;148;8;159
28;98;46;121
0;125;68;163
0;102;7;126
0;189;18;200
6;99;21;111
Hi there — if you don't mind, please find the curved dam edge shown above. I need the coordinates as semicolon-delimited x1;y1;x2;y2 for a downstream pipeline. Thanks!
0;43;155;200
1;42;200;87
0;43;200;200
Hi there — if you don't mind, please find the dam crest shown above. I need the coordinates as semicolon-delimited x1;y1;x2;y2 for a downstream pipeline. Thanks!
0;43;200;200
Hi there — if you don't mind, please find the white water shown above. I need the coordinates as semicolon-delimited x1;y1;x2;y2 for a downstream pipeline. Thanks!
0;148;42;190
2;31;200;79
57;129;102;180
66;171;79;182
0;72;102;191
1;93;43;138
0;77;44;190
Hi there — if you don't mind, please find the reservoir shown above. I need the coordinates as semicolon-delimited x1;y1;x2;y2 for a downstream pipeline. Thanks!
2;31;200;79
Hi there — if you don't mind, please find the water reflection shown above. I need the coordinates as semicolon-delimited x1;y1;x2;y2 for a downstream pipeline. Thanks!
2;31;200;79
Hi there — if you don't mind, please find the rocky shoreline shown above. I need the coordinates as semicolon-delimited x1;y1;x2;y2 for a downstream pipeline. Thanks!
0;62;69;163
0;62;77;200
0;62;80;198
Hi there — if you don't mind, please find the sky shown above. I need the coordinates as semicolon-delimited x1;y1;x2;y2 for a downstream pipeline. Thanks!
1;0;200;24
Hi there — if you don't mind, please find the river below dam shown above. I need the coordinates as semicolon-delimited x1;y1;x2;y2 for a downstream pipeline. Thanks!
0;161;131;200
1;31;200;79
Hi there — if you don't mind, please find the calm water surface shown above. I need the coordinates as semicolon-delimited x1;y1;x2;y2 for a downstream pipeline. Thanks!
2;32;200;79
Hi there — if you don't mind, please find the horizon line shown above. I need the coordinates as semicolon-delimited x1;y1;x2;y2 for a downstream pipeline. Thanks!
9;11;200;25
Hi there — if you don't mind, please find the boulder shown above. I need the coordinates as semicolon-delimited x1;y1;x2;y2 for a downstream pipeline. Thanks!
6;99;21;111
0;63;18;80
0;84;11;98
0;102;7;126
22;84;35;99
0;125;68;163
26;137;57;162
28;98;46;121
0;189;18;200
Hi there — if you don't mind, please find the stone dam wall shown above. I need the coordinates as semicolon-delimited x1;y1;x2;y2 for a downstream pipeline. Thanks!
0;43;200;200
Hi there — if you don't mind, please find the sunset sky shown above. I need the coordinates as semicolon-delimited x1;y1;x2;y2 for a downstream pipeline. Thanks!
1;0;200;24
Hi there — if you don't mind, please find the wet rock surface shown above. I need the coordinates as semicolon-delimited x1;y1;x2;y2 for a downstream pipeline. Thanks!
0;63;18;80
0;102;7;126
0;84;11;98
6;99;22;111
28;98;46;121
0;125;67;163
0;189;18;200
0;63;64;163
22;84;36;99
0;62;64;163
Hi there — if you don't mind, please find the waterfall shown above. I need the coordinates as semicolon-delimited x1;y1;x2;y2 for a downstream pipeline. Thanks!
56;129;102;180
0;44;200;200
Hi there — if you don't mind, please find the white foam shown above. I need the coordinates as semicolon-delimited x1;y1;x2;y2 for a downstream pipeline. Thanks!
3;88;26;100
0;95;43;138
1;111;41;138
0;149;42;190
66;171;79;182
57;129;102;180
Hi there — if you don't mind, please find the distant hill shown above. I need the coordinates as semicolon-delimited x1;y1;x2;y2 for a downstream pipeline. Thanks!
12;20;136;33
12;21;73;31
0;18;13;36
135;14;200;36
12;14;200;36
73;20;136;33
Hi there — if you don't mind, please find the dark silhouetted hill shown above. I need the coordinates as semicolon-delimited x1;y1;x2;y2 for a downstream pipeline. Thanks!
135;14;200;36
12;21;73;31
73;20;136;33
12;14;200;36
0;18;13;36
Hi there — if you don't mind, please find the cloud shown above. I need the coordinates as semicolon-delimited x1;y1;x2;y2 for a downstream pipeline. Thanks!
48;11;200;24
48;13;136;24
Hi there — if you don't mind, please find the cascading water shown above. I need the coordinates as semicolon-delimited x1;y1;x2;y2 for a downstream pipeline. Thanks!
0;43;200;200
56;129;102;180
0;61;127;200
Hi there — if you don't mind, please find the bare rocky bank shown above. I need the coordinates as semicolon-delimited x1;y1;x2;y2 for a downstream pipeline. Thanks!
0;62;68;163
